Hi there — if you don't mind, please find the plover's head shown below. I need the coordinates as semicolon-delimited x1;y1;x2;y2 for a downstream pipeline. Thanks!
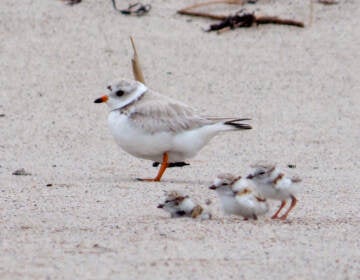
247;163;277;183
209;173;241;195
157;191;190;217
94;79;147;110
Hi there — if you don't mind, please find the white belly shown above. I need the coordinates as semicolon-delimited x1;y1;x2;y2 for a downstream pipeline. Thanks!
256;183;293;201
236;195;268;218
219;195;244;216
107;112;219;162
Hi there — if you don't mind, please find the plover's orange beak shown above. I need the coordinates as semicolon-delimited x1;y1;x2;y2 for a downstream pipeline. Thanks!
94;95;109;103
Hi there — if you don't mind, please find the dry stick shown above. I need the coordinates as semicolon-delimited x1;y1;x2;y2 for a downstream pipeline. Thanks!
178;10;227;20
179;0;244;11
318;0;338;4
178;0;244;20
130;36;145;84
255;16;304;27
309;0;314;27
215;16;304;34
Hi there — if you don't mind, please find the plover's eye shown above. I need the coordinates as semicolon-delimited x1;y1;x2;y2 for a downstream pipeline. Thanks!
115;90;125;97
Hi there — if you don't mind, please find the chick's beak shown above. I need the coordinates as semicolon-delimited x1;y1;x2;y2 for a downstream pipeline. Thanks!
209;185;217;190
246;174;254;179
94;95;109;103
157;204;164;208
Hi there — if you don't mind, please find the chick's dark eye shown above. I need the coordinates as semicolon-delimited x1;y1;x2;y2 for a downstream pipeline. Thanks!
115;90;125;97
258;171;265;175
221;183;228;186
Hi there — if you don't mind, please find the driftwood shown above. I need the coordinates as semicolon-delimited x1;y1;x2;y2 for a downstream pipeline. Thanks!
130;37;145;84
178;0;246;20
318;0;338;4
207;12;304;33
178;1;304;33
61;0;82;5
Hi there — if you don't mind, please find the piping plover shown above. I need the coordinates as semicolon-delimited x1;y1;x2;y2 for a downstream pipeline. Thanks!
209;173;268;220
247;163;301;220
157;190;212;219
94;79;252;181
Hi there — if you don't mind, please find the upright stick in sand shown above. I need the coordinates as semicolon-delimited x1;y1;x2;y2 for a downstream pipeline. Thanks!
130;36;145;84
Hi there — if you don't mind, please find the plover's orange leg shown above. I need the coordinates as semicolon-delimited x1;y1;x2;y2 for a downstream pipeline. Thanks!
271;200;286;219
137;152;169;182
279;195;297;220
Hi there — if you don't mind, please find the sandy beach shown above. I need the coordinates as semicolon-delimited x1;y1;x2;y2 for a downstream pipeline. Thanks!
1;0;359;279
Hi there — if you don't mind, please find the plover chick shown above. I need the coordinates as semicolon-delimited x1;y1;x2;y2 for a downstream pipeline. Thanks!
157;190;211;220
209;173;268;220
247;163;301;220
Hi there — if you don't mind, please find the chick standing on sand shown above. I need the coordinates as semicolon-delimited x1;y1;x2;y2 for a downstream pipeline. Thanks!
209;173;269;220
247;163;301;220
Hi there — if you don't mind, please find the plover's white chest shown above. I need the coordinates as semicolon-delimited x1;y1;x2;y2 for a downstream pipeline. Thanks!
107;110;173;162
218;194;243;215
255;177;294;201
235;194;268;217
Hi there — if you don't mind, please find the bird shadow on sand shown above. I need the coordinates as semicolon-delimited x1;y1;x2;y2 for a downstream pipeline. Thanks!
93;175;210;189
158;178;210;186
113;176;210;186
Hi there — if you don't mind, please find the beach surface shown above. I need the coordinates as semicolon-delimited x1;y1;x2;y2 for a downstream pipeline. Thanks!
1;0;359;279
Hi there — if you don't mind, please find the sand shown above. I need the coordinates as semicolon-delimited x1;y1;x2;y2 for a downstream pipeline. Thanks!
1;0;359;279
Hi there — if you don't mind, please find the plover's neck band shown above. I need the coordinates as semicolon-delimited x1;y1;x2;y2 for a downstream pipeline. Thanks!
272;173;284;185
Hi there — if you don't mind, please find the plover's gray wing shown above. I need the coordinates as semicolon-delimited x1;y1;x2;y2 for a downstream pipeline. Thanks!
128;99;212;134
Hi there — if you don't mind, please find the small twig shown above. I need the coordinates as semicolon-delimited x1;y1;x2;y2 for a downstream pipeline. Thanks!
130;37;145;84
179;0;245;11
318;0;338;4
256;16;304;27
61;0;82;5
178;10;227;20
178;0;244;20
12;168;31;176
309;0;314;27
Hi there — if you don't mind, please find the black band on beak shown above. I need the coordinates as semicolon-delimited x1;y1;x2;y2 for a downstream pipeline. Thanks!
94;98;103;103
94;95;108;103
